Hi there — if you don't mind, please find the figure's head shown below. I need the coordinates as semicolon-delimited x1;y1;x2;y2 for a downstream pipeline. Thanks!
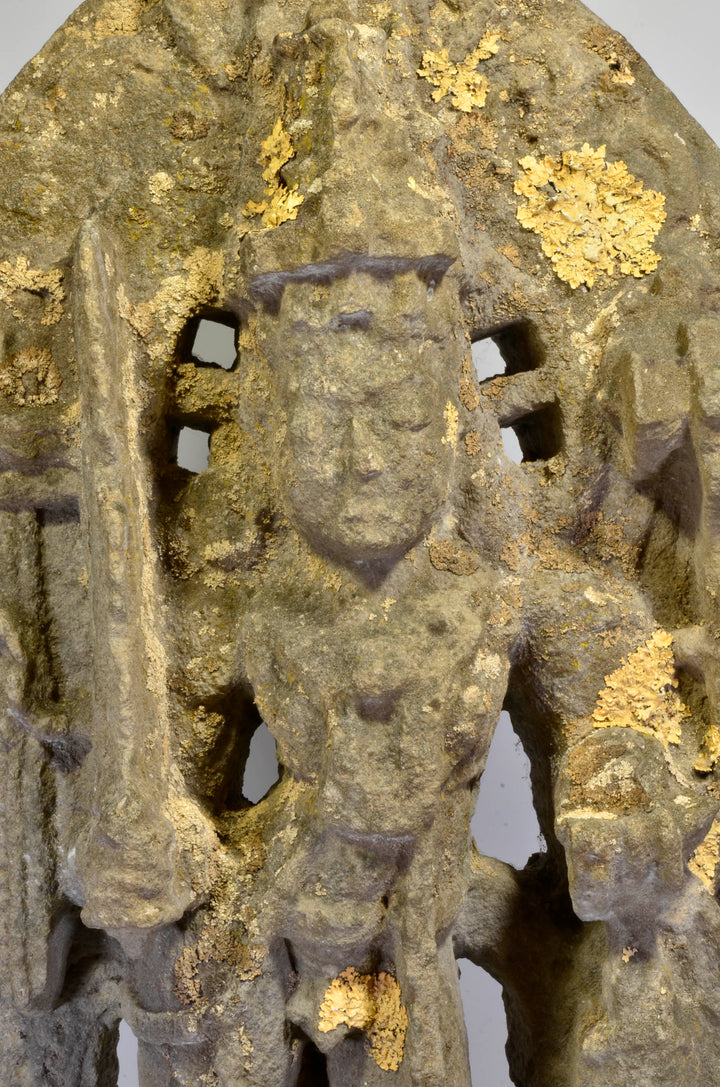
254;256;465;567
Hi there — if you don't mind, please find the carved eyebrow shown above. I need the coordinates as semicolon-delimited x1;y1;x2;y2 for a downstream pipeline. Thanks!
250;251;456;313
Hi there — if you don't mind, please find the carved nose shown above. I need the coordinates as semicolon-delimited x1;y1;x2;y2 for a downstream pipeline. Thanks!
350;418;384;480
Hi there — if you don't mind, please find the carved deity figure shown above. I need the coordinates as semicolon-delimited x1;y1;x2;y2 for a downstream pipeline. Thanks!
3;2;720;1086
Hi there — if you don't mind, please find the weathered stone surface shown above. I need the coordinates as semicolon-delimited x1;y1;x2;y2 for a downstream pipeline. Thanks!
2;1;720;1084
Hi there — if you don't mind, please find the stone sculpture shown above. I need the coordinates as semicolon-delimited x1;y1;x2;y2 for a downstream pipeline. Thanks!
2;1;720;1084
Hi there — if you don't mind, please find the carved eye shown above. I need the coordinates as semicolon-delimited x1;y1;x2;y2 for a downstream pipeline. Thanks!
394;419;431;433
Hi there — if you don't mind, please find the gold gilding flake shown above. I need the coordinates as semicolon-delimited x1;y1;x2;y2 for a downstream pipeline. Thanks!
591;630;689;747
514;144;666;288
243;119;304;229
417;32;500;112
689;816;720;893
318;967;408;1072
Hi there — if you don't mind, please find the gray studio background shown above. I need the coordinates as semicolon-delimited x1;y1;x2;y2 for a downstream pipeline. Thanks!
1;3;718;1084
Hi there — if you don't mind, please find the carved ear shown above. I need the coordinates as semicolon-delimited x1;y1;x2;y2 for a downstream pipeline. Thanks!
73;219;192;930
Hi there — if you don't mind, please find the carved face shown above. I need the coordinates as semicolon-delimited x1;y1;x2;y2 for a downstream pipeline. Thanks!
260;272;464;565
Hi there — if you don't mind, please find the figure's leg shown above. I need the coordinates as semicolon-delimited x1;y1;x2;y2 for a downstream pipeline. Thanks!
9;995;121;1087
395;932;471;1087
127;939;298;1087
138;1040;216;1087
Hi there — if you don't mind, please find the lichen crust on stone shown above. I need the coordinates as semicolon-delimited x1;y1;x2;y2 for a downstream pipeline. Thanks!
318;966;409;1072
514;144;666;288
694;723;720;774
0;347;61;406
243;119;305;230
591;630;689;746
417;32;500;112
0;256;65;325
583;26;639;85
117;247;224;357
94;0;144;38
689;816;720;893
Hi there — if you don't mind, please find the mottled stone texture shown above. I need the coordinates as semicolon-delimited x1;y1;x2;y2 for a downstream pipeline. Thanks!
2;1;720;1084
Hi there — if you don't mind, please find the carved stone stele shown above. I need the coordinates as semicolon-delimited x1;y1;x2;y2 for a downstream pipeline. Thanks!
2;1;720;1085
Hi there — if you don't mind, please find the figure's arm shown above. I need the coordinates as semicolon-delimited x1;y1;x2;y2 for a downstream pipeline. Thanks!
519;568;718;945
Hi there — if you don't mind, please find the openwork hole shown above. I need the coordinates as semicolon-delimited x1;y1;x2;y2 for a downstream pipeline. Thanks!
500;426;523;465
296;1035;330;1086
176;426;211;474
472;336;506;382
117;1020;138;1087
242;722;280;804
191;317;238;370
472;320;544;379
472;711;543;868
457;958;512;1087
502;402;563;464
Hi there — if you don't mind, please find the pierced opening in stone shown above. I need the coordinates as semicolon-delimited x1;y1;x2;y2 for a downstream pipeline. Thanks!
501;402;563;464
472;711;544;868
296;1034;330;1086
189;314;238;370
117;1019;138;1087
500;426;523;464
471;320;544;381
176;426;211;474
458;958;512;1087
242;721;280;804
472;336;506;383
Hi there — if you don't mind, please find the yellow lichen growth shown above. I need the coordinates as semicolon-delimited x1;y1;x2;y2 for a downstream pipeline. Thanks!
429;540;480;576
95;0;143;37
442;400;459;446
584;27;638;86
118;248;224;359
243;120;304;229
148;170;176;205
592;630;689;747
0;257;65;325
318;967;408;1072
689;816;720;893
0;347;61;406
174;921;265;1006
694;723;720;774
514;144;666;288
418;32;500;112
